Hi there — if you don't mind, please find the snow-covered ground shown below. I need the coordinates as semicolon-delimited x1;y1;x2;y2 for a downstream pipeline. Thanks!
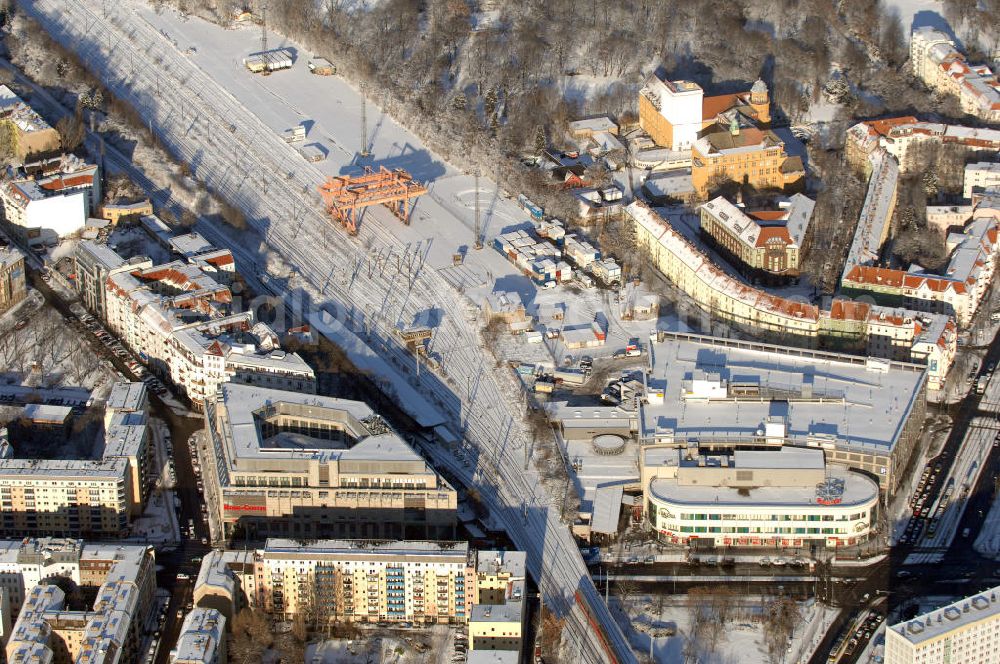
30;3;632;660
0;294;117;395
132;5;663;359
306;626;459;664
130;419;181;543
611;594;835;664
884;0;947;33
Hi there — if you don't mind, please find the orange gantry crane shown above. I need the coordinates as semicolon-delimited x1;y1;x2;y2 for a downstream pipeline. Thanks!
317;166;428;235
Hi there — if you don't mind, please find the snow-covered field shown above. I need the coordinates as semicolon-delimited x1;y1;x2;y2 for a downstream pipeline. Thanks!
884;0;946;32
612;594;835;664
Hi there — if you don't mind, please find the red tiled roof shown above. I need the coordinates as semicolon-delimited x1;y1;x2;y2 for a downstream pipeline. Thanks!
863;116;919;138
754;225;792;248
702;93;744;121
844;265;905;288
828;299;871;321
39;174;94;191
747;210;786;221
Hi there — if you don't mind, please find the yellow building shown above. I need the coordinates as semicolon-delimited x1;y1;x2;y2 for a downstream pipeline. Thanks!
885;585;1000;663
0;86;61;162
639;75;771;152
691;123;804;198
468;551;526;654
97;200;154;226
637;74;801;198
698;194;814;282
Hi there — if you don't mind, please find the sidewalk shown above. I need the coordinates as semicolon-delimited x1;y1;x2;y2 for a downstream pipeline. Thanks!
129;418;181;543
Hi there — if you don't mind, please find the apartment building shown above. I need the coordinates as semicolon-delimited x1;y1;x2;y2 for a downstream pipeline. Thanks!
196;540;525;653
641;447;880;549
637;75;803;197
102;254;314;408
885;585;1000;663
0;383;150;538
965;162;1000;199
171;608;227;664
73;241;146;323
698;194;814;282
4;541;155;664
0;239;26;315
103;382;153;511
168;233;236;284
254;540;471;625
468;551;526;654
0;85;61;162
846;117;1000;172
193;549;254;622
0;154;100;246
843;208;1000;327
911;28;1000;123
203;384;457;540
627;201;957;389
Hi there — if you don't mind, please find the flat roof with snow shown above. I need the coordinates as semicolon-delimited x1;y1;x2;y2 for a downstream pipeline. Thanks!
649;465;878;508
889;585;1000;646
642;332;926;454
262;538;469;563
591;483;624;534
22;403;73;423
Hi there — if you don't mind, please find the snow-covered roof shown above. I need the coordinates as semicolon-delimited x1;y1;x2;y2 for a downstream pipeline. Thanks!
649;465;878;508
889;586;1000;646
641;331;927;455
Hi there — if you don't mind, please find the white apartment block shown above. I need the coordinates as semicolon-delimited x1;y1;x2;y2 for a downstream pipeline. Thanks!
0;383;150;538
911;28;1000;123
0;155;100;246
194;540;525;654
885;585;1000;663
965;162;1000;199
255;539;472;624
103;255;314;408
